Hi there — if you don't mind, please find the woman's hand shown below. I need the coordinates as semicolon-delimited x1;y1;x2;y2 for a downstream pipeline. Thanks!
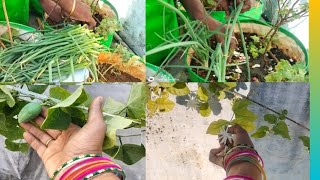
209;125;254;167
206;18;237;50
216;0;252;15
20;97;106;177
40;0;96;28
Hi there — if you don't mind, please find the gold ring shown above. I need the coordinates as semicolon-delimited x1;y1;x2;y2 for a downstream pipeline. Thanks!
45;139;53;147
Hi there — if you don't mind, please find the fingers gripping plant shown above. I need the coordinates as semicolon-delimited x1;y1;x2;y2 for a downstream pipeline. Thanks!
147;0;251;82
147;82;310;152
0;85;146;165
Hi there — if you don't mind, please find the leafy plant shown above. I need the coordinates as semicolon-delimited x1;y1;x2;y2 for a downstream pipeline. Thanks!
265;59;308;82
146;0;251;82
96;17;122;38
262;0;308;57
252;110;310;152
0;84;146;165
147;83;310;152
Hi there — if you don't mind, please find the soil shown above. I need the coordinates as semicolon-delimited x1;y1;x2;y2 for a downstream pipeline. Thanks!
190;33;298;82
98;63;141;82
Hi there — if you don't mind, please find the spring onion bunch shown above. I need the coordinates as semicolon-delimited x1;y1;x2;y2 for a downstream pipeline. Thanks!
0;25;103;83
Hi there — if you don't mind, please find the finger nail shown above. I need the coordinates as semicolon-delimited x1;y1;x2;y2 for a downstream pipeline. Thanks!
99;96;105;107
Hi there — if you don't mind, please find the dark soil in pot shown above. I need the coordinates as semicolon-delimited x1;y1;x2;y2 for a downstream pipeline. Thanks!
97;64;141;82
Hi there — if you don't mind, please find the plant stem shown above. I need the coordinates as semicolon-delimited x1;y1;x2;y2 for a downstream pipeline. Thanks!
222;88;310;131
1;0;13;46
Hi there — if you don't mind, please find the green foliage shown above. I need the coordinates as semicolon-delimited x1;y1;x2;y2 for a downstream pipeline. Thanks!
251;126;269;138
206;119;229;135
252;110;291;140
96;17;122;38
265;60;308;82
104;144;145;165
299;136;310;152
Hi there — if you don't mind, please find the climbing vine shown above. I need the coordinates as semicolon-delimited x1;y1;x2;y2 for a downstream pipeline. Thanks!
147;82;310;152
0;84;146;165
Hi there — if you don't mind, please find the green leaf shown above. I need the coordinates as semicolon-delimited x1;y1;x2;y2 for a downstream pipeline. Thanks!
155;98;175;112
273;121;291;140
5;139;29;153
199;103;211;117
206;119;229;135
41;108;72;130
264;114;277;124
27;85;48;94
232;99;257;122
104;144;145;165
49;86;71;100
0;86;15;107
126;83;147;119
251;126;269;138
103;115;133;149
51;86;87;108
63;107;87;127
232;118;256;132
167;83;190;96
104;97;127;117
197;86;209;101
299;136;310;151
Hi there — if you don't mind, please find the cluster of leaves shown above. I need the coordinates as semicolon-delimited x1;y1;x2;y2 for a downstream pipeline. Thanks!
0;84;146;165
95;17;122;38
147;83;310;152
147;82;237;117
247;35;270;59
252;110;310;152
265;60;308;82
206;98;258;134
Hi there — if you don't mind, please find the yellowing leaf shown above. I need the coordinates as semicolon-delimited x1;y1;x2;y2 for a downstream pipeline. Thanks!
206;119;229;135
147;100;157;115
199;103;211;117
167;83;190;96
231;118;256;132
155;98;175;112
158;82;175;88
232;99;257;122
197;86;209;101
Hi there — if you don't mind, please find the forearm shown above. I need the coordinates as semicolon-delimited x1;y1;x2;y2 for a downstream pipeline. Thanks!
92;172;121;180
180;0;221;27
227;161;262;180
179;0;208;21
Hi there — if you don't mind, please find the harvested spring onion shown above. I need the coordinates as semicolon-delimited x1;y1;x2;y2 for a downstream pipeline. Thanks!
0;25;103;83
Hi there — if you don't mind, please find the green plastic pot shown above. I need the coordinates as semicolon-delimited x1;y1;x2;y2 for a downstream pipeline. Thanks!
0;0;29;25
146;63;175;82
185;19;309;82
0;21;34;32
29;0;116;48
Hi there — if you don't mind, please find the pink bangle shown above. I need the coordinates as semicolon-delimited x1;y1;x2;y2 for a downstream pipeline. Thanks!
59;157;120;180
224;175;256;180
224;150;264;169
